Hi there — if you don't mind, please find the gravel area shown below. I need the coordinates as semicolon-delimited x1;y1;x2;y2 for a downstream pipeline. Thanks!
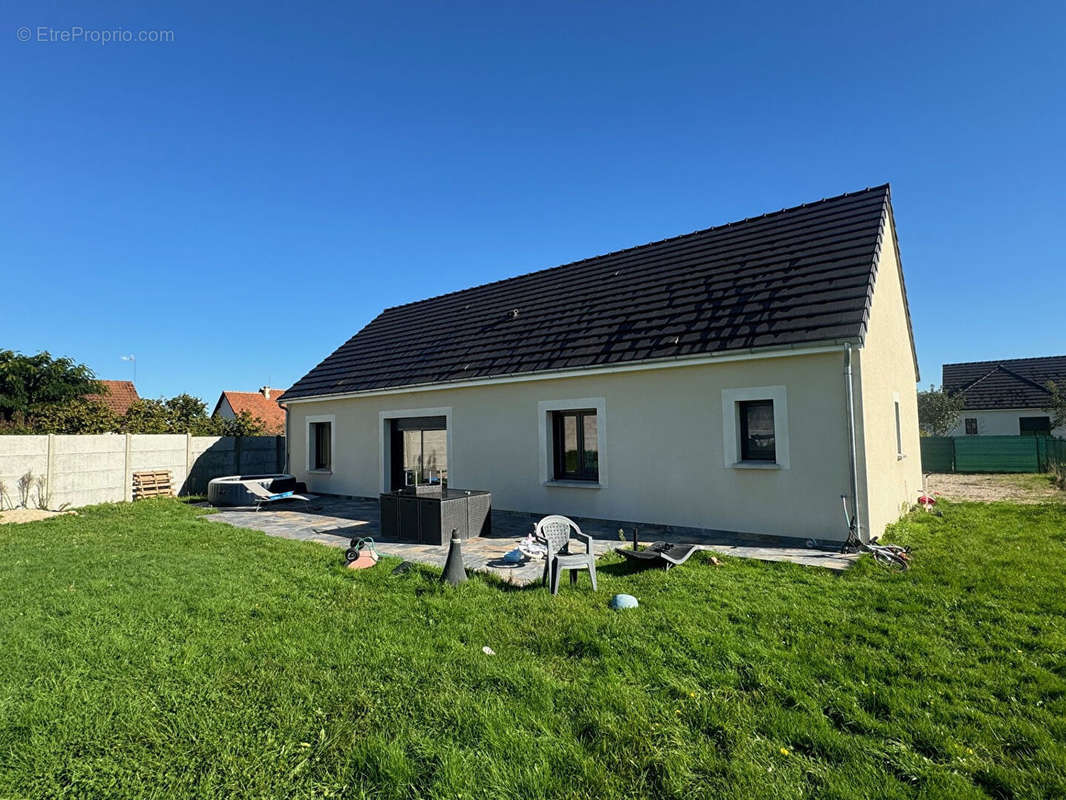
926;473;1066;504
0;508;76;525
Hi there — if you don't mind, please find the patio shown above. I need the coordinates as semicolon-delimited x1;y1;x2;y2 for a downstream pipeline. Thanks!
208;496;856;584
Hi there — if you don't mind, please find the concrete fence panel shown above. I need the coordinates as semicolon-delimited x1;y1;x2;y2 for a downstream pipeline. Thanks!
131;435;190;498
51;434;126;508
0;434;285;510
237;436;284;473
0;436;49;507
186;436;232;495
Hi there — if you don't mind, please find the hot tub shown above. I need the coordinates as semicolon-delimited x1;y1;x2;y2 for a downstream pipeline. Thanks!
208;474;297;506
379;487;492;545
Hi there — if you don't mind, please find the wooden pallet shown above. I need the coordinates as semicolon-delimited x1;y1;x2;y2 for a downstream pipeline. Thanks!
133;470;173;500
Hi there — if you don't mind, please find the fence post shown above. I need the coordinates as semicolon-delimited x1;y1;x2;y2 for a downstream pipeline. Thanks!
45;433;56;507
276;435;284;473
185;433;192;496
124;433;133;502
234;436;243;475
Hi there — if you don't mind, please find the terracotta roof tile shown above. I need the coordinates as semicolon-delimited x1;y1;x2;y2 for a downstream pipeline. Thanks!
87;380;140;416
213;389;286;433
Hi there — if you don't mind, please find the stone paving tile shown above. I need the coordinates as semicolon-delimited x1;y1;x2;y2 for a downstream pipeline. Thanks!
207;497;856;585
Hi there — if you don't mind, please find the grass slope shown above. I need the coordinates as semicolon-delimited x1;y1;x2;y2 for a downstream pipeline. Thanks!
0;499;1064;799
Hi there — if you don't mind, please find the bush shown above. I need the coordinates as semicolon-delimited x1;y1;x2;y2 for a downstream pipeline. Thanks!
1051;459;1066;490
30;399;119;434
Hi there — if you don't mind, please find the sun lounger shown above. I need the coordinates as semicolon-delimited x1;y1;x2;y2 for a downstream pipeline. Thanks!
618;541;703;569
241;480;315;510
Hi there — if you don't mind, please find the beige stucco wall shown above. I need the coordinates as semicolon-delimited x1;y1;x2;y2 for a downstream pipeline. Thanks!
946;409;1066;438
286;351;859;541
854;212;923;540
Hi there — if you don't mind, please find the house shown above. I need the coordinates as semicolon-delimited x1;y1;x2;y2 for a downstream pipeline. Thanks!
87;380;140;416
281;185;921;543
212;387;287;434
943;356;1066;437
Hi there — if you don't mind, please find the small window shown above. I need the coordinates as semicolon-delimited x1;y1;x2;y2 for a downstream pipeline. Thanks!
1019;416;1051;436
551;409;598;481
965;418;978;435
894;400;903;456
310;420;332;470
739;399;776;462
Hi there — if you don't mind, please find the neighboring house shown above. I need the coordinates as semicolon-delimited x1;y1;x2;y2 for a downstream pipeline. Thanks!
87;380;140;416
281;185;921;543
212;387;287;434
943;356;1066;438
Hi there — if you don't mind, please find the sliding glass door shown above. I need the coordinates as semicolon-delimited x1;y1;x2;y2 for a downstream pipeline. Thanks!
389;416;448;490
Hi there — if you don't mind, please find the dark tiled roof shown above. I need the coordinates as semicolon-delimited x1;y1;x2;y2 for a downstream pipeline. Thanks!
86;380;140;416
943;356;1066;410
285;185;905;399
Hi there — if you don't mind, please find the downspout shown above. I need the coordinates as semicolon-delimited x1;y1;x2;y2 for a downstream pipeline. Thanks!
843;344;864;542
282;403;290;474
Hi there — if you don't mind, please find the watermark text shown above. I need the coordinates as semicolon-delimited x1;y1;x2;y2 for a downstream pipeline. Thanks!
17;26;175;44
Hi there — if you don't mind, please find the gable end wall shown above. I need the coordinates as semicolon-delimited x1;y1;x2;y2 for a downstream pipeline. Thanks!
854;211;922;539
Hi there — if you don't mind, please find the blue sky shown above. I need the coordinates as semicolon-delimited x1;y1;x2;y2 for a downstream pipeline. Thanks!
2;0;1063;403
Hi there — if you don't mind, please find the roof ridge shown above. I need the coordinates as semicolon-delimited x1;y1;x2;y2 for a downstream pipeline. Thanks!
952;363;1055;394
285;184;897;399
945;354;1066;368
381;184;891;313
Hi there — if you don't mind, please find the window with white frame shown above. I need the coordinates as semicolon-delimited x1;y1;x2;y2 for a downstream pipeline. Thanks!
538;398;607;487
306;414;334;472
721;386;790;469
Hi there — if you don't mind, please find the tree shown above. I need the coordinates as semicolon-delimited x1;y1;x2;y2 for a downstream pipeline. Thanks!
917;385;966;436
122;394;219;434
120;394;266;435
31;399;119;434
1046;381;1066;431
0;350;103;424
164;394;217;435
122;398;172;434
215;410;268;437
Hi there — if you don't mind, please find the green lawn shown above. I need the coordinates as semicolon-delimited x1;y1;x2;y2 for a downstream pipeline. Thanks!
1;500;1064;799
